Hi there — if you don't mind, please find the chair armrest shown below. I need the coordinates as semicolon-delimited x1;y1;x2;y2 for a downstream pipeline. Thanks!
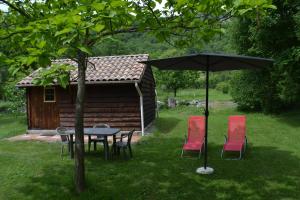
115;136;121;140
115;132;129;142
121;133;129;137
224;135;228;143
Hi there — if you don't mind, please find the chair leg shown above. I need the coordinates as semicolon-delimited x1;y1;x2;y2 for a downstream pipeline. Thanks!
221;149;224;159
198;149;202;159
128;145;133;158
117;147;120;155
61;145;64;159
68;142;71;153
94;141;97;151
88;141;91;152
122;148;127;159
181;149;184;158
110;146;114;159
222;149;243;160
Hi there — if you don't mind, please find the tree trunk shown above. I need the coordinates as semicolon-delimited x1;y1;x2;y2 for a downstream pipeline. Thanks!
174;88;177;97
74;50;86;193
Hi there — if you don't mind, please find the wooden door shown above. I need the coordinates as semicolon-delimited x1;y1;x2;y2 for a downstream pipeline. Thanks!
28;87;60;129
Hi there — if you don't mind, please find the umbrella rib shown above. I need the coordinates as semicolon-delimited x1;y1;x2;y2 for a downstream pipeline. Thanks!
158;56;200;70
234;58;265;69
210;56;267;71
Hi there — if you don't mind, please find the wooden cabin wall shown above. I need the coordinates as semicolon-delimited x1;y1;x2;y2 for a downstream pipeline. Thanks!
27;75;156;131
58;84;141;131
140;66;156;127
27;87;60;129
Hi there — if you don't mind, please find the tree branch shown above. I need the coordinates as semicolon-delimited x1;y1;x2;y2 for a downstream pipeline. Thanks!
144;0;162;26
0;30;29;40
0;0;30;18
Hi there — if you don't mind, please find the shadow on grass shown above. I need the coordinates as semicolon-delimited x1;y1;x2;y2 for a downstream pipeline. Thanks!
153;117;181;134
15;136;300;200
275;109;300;127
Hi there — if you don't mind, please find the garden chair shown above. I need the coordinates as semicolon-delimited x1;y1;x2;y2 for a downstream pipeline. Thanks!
88;123;110;152
113;129;135;159
56;127;73;158
221;115;247;160
181;116;205;158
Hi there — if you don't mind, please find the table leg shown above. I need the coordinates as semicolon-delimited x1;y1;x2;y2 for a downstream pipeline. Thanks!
70;134;74;159
104;136;109;160
113;135;116;155
88;135;91;152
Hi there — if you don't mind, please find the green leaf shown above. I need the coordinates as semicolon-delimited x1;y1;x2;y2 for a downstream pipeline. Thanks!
111;1;126;8
77;46;92;55
55;27;73;37
238;8;252;15
72;15;82;23
262;4;277;9
57;48;68;55
11;67;20;76
37;40;46;49
62;34;78;45
92;24;105;32
91;2;106;10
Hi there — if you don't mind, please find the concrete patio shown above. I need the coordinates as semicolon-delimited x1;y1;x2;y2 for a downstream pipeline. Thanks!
6;133;142;144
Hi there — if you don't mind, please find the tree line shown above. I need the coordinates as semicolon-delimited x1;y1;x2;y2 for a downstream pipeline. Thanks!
230;0;300;112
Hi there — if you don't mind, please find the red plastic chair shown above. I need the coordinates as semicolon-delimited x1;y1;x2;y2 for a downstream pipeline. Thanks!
221;115;247;160
181;116;205;158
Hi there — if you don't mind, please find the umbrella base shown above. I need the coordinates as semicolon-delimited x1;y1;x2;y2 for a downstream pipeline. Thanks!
196;166;214;174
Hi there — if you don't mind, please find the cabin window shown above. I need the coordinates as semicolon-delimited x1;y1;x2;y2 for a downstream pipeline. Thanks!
44;87;56;102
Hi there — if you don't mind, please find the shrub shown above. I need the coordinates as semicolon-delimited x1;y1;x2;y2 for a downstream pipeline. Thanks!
0;101;12;113
1;84;25;113
216;82;229;94
230;70;284;113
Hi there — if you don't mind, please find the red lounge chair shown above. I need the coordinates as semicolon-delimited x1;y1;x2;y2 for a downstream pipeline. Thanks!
221;115;247;160
181;116;205;158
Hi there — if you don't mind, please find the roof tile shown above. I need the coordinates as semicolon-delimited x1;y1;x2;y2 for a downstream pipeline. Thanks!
17;54;149;86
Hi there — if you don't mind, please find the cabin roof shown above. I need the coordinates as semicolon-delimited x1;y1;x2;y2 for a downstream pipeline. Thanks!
17;54;149;87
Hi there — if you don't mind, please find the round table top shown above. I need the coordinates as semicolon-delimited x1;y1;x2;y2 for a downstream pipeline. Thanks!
66;128;120;136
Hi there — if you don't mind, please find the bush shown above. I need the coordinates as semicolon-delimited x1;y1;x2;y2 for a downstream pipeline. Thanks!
0;101;12;112
216;82;229;94
230;71;262;111
1;84;25;113
230;70;284;113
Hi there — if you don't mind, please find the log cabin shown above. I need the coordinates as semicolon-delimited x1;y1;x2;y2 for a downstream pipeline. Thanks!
17;54;156;135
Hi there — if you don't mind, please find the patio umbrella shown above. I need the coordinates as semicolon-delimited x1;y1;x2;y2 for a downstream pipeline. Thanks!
141;53;273;174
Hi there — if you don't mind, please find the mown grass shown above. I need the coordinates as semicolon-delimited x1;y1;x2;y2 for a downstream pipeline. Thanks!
157;88;232;102
0;106;300;200
0;113;26;139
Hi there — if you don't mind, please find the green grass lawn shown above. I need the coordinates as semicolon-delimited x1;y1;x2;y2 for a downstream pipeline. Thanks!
0;107;300;199
157;88;232;102
0;113;26;139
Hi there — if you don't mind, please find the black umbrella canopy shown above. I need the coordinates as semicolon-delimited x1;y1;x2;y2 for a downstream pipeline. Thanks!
141;53;273;71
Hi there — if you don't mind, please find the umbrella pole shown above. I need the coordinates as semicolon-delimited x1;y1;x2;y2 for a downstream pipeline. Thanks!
196;56;214;175
204;59;209;169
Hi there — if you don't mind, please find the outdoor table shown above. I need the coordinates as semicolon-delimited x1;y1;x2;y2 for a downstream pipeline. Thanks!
66;128;120;160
